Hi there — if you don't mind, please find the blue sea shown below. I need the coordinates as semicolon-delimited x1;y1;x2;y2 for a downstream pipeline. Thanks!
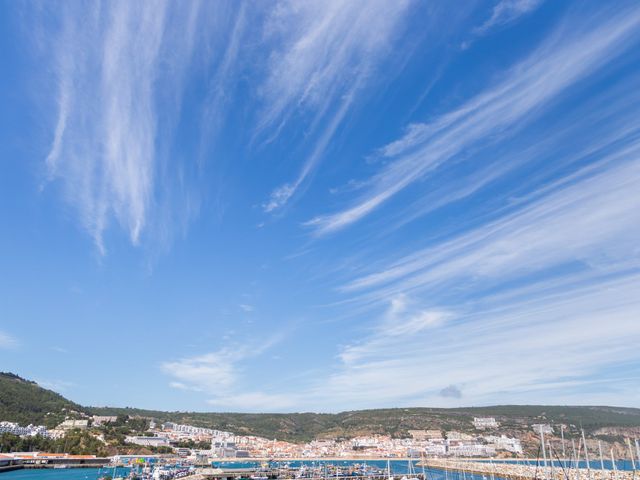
0;460;634;480
0;468;127;480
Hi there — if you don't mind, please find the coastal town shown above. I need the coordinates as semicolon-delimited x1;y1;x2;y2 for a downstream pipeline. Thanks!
2;414;640;480
0;416;526;460
2;414;630;462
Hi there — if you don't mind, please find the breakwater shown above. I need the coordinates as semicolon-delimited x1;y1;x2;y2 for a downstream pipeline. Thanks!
421;459;638;480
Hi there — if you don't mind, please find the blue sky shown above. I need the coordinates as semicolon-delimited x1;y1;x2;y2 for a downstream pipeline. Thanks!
1;0;639;413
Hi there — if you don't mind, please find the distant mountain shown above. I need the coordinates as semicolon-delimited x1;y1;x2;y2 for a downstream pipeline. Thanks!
0;372;87;428
3;372;640;443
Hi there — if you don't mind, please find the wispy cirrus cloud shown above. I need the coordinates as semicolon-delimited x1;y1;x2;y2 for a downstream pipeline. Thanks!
0;331;18;349
260;0;412;212
338;294;452;365
380;78;640;233
40;0;415;247
315;274;640;409
171;272;640;411
475;0;544;36
292;135;640;410
307;4;640;234
42;1;206;254
342;153;640;300
162;349;238;392
461;0;544;50
161;334;287;409
239;303;254;312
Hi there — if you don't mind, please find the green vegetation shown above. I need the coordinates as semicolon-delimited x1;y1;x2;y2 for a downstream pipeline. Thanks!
0;430;108;456
88;405;640;443
173;439;212;450
0;372;87;428
3;372;640;445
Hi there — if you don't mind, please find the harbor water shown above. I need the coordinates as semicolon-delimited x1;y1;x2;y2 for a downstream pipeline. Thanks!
0;460;635;480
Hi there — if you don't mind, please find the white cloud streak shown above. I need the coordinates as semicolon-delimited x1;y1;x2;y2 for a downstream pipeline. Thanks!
0;331;18;349
204;273;640;411
260;0;411;211
300;133;640;409
338;294;452;365
475;0;544;35
342;153;640;299
307;5;640;234
161;334;287;410
43;1;204;253
244;138;640;410
317;275;640;409
383;85;640;232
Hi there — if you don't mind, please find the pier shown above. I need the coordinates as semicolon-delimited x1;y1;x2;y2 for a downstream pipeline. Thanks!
188;467;427;480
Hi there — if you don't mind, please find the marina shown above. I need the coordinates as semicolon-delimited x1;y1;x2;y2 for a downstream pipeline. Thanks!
1;459;638;480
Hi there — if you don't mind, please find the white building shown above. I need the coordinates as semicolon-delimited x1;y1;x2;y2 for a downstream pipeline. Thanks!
449;444;496;457
484;434;523;454
0;422;50;438
125;435;170;447
92;416;117;426
58;419;89;430
447;431;475;441
473;417;499;429
409;430;443;441
424;443;447;456
164;422;234;441
532;424;554;435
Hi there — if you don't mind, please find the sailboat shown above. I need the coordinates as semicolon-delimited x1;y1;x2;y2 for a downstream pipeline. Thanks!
401;458;420;480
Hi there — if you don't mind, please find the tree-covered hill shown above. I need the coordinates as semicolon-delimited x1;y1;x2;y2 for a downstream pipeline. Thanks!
87;405;640;443
0;372;87;428
3;372;640;443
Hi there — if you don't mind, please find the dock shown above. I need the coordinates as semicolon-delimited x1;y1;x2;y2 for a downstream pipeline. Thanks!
189;467;427;480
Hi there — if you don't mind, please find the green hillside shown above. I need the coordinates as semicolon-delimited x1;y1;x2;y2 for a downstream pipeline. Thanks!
87;405;640;443
0;372;87;428
3;372;640;443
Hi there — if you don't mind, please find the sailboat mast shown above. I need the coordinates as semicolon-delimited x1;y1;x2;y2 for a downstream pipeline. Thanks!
598;442;605;472
581;430;592;480
577;438;583;473
541;426;549;480
626;439;636;470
